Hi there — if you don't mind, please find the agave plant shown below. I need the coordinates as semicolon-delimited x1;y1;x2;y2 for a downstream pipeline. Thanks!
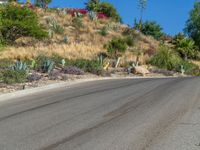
42;59;55;73
12;61;28;71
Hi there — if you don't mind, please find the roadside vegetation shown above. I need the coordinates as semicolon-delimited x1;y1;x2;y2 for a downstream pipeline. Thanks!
0;0;200;86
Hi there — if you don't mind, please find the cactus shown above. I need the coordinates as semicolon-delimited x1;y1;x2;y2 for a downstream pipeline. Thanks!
12;61;27;71
88;11;97;21
42;59;55;73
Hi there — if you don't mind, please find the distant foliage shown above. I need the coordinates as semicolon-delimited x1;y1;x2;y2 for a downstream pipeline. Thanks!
134;20;164;40
0;4;48;43
35;0;52;8
185;1;200;50
85;0;121;22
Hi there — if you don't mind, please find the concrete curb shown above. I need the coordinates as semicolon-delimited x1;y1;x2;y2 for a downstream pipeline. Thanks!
0;76;178;102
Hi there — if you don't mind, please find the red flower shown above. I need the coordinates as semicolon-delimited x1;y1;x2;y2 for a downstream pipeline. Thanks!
97;13;108;19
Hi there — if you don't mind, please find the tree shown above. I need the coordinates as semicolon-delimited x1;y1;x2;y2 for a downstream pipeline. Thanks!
185;1;200;49
35;0;52;8
85;0;100;11
134;20;164;40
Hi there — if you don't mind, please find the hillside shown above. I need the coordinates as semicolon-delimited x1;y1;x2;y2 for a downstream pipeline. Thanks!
0;2;200;91
0;6;159;65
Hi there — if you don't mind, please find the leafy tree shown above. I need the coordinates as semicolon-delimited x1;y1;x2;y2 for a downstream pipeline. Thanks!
134;20;164;40
175;38;198;60
85;0;100;11
35;0;52;8
185;1;200;49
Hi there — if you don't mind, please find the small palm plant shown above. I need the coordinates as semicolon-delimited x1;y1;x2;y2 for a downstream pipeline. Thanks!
175;38;198;60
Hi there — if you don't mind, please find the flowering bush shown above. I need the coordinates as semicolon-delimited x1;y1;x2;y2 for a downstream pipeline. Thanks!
67;9;88;16
97;12;108;19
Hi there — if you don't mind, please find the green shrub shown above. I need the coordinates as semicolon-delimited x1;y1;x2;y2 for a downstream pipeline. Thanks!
99;26;108;36
98;2;121;22
177;61;200;75
72;59;102;75
105;37;127;58
86;0;121;22
46;17;64;35
72;17;83;29
134;20;164;40
2;70;27;84
175;38;198;60
124;35;135;47
0;4;48;43
150;46;182;70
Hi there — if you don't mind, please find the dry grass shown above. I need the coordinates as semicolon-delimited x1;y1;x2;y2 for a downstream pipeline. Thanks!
0;8;160;62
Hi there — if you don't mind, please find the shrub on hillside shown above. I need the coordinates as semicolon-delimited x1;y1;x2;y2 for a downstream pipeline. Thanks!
150;46;182;70
134;20;164;40
72;59;102;75
177;60;200;75
105;37;127;58
99;26;108;36
175;38;198;60
0;4;48;43
124;35;135;47
2;70;27;84
86;0;121;22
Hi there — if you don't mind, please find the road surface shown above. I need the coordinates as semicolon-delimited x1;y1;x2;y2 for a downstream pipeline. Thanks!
0;77;199;150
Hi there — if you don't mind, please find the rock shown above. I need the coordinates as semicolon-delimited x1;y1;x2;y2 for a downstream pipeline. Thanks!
132;66;150;76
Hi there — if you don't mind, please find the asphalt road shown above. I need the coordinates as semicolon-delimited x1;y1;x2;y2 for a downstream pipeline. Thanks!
0;77;199;150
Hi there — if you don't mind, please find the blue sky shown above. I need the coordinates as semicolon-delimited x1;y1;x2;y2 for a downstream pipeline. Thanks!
28;0;196;35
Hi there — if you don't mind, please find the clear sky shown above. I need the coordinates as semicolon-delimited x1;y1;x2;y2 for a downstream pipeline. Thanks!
31;0;197;35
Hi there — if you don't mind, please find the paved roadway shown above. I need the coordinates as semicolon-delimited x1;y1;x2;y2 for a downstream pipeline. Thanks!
0;77;199;150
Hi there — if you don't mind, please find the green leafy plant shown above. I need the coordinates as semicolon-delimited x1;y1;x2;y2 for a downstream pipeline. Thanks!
11;61;28;71
134;20;164;40
150;46;182;70
72;17;83;29
105;37;127;58
2;70;27;84
99;26;108;36
0;4;48;43
124;35;135;47
42;59;55;73
85;0;121;22
175;38;198;60
177;60;199;75
46;17;64;35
